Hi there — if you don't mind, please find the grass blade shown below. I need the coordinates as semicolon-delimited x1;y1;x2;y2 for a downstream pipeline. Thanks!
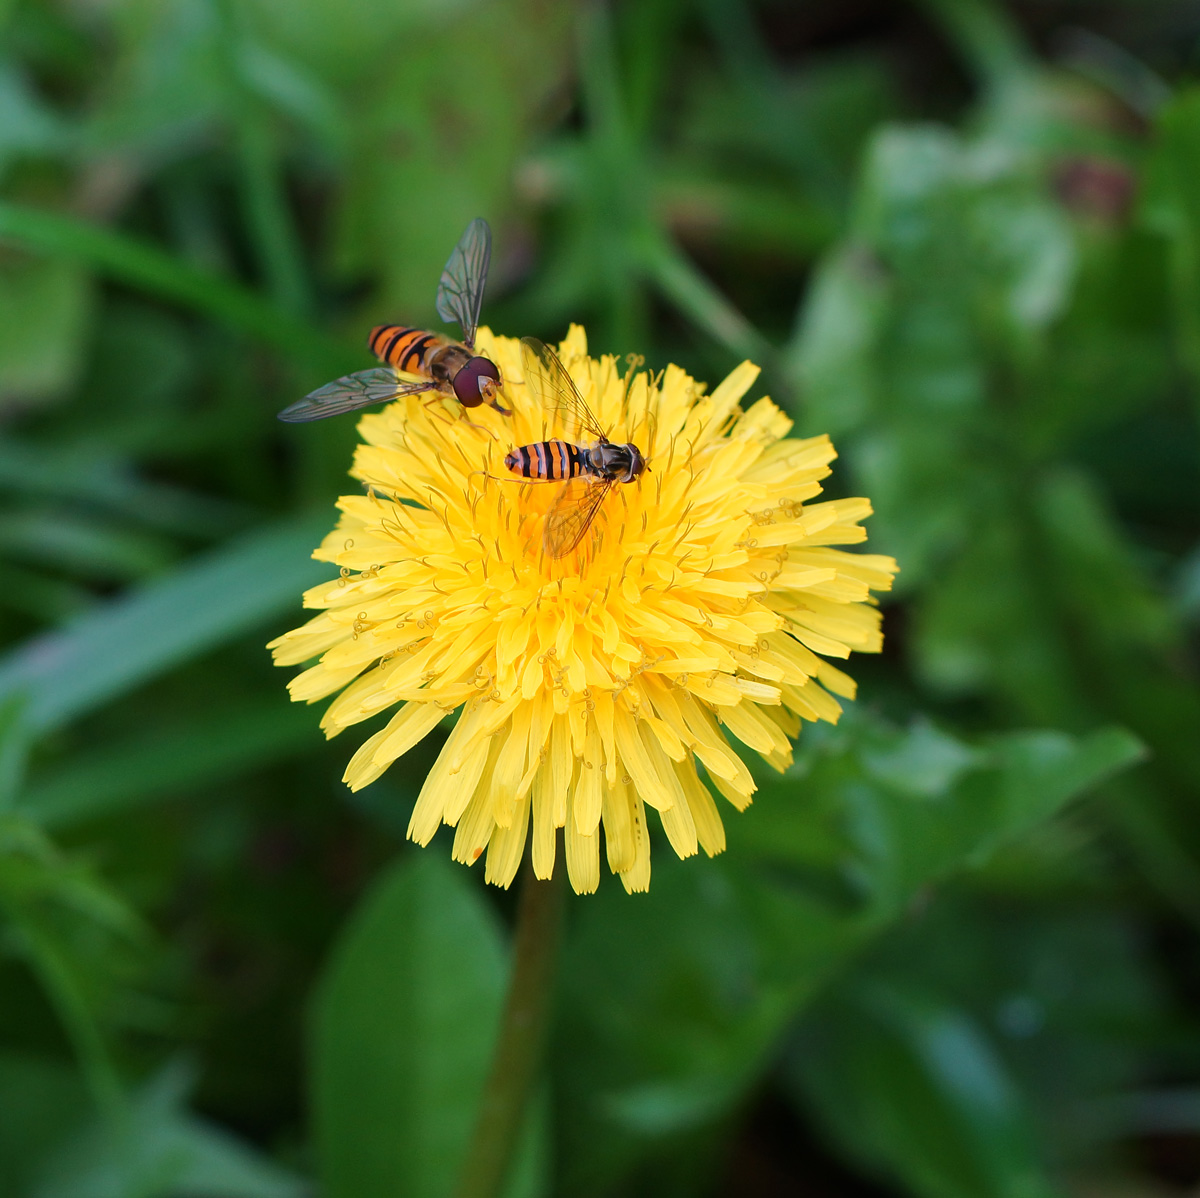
0;513;331;734
0;202;346;371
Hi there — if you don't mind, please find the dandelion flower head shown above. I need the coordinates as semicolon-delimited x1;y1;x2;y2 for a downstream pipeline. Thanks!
269;326;897;893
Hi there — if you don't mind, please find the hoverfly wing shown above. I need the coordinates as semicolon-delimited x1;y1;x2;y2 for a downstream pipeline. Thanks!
277;368;435;422
520;337;606;441
436;217;491;350
544;475;612;558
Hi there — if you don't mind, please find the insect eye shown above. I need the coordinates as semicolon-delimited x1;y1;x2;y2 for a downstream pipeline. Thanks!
453;358;500;408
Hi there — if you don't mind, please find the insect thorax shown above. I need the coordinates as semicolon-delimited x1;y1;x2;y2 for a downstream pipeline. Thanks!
428;342;469;383
591;442;645;482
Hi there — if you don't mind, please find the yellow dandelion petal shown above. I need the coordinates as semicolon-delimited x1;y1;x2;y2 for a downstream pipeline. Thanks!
270;326;897;892
341;700;446;792
619;790;653;895
601;774;636;874
530;758;558;880
485;792;530;890
408;702;491;844
574;719;604;836
676;762;725;858
564;815;601;896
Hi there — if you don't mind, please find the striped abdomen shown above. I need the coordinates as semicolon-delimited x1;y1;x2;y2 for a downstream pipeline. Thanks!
369;325;447;376
504;441;589;481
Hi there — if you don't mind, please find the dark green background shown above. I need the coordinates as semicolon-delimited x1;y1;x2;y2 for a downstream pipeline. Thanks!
0;1;1198;1195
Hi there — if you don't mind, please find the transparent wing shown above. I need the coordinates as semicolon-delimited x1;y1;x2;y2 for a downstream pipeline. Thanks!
277;368;435;423
520;337;606;441
543;475;612;558
436;217;491;349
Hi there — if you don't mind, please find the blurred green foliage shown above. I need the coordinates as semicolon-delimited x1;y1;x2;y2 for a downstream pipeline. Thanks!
0;0;1198;1195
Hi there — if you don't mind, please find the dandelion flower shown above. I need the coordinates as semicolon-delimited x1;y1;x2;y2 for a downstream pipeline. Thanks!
269;326;897;894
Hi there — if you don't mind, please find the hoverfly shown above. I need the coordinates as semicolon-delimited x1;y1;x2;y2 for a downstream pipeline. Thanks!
504;336;647;557
277;218;510;422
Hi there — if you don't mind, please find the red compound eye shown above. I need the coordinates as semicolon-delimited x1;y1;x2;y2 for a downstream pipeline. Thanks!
453;357;500;408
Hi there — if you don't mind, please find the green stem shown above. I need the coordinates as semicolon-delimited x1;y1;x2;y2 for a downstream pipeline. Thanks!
640;230;792;407
0;695;29;811
234;111;313;319
577;0;647;352
455;861;566;1198
911;0;1033;92
17;913;126;1122
698;0;842;206
641;231;775;365
216;0;314;319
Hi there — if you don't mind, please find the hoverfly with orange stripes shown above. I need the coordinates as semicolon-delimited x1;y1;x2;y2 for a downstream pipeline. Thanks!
504;337;647;557
277;218;510;423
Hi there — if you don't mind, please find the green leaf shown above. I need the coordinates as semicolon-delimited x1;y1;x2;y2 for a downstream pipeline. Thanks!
30;1060;307;1198
640;230;778;369
911;458;1200;913
0;509;175;583
787;243;889;436
1143;87;1200;398
1179;540;1200;622
0;437;246;541
0;63;70;171
0;1053;90;1198
79;0;226;160
745;715;1145;917
788;121;1078;585
555;711;1144;1194
311;853;540;1198
0;813;145;1115
741;717;1141;1198
0;815;143;938
0;202;347;373
910;0;1033;93
556;853;843;1196
789;890;1167;1195
0;513;330;734
22;699;318;829
0;692;30;810
0;255;92;404
788;985;1061;1198
917;469;1180;709
251;0;570;318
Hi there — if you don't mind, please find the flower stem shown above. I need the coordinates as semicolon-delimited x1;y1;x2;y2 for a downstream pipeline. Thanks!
455;860;566;1198
912;0;1033;92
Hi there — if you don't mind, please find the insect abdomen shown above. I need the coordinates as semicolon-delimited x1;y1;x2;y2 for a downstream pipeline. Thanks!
369;325;440;375
505;441;587;480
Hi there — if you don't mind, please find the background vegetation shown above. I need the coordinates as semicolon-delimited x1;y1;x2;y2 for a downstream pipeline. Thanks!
0;0;1198;1194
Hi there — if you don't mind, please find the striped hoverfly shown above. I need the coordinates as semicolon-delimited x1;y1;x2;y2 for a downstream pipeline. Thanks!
504;337;647;557
277;218;510;423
